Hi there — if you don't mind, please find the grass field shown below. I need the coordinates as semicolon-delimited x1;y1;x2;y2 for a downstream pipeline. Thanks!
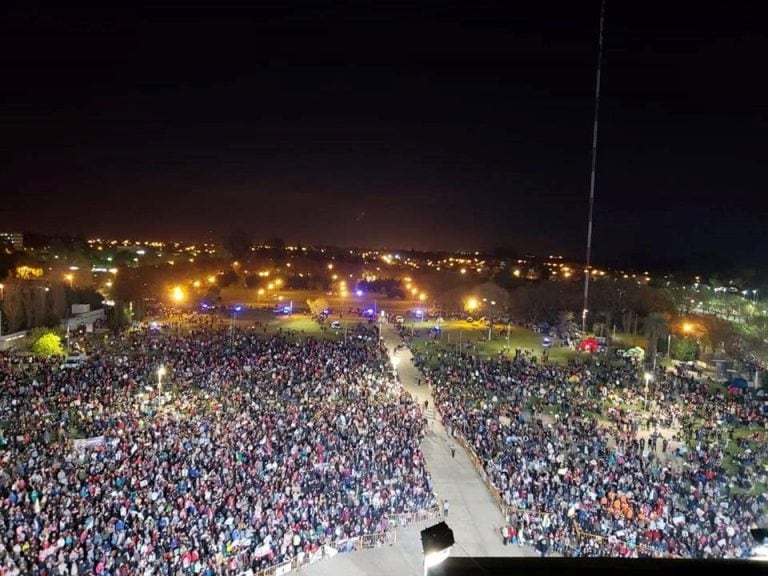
405;319;581;364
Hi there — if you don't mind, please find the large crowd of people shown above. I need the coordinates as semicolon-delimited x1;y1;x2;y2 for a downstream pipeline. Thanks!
3;307;767;572
413;344;768;558
0;322;436;575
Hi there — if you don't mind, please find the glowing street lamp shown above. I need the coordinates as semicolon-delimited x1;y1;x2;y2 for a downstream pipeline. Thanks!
207;275;217;284
682;322;693;334
257;288;265;302
157;365;167;397
419;293;427;302
171;286;185;304
643;372;653;410
465;298;479;313
230;305;242;350
65;273;74;288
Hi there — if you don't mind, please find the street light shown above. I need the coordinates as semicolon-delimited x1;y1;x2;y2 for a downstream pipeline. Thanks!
421;522;455;576
65;273;74;288
257;288;265;303
157;365;167;401
230;305;242;350
667;333;673;358
172;286;185;304
643;372;653;410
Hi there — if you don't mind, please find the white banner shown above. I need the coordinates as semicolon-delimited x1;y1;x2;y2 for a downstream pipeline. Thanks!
73;436;106;451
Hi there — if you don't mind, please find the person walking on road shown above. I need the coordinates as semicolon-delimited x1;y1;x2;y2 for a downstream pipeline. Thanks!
451;444;456;458
443;499;450;517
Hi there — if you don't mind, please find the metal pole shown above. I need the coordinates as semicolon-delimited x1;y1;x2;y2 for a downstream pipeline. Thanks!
644;382;648;410
581;0;606;333
230;310;235;349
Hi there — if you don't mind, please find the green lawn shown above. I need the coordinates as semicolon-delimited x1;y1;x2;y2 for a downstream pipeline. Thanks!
247;313;370;341
406;320;580;364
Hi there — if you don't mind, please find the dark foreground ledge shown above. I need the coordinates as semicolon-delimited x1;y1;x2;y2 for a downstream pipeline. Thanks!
428;557;767;576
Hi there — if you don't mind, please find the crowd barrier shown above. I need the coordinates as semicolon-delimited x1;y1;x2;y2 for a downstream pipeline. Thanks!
387;503;443;527
247;502;443;576
571;522;679;558
247;531;395;576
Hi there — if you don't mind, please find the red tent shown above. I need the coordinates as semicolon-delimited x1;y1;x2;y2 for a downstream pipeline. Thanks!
578;337;600;354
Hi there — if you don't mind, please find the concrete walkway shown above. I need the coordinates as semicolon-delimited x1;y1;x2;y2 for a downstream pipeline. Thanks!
381;324;536;558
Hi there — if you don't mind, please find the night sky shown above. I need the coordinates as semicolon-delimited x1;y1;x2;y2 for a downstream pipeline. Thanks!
1;1;766;267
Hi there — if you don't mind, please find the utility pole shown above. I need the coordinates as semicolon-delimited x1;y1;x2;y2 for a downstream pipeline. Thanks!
582;0;606;333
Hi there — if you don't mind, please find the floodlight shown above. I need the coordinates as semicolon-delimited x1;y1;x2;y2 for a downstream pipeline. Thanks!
421;522;454;574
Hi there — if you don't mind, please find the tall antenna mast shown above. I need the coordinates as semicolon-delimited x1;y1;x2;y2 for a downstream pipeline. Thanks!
582;0;606;333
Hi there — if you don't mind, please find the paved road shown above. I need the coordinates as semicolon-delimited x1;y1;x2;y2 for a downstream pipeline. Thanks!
381;323;536;559
303;323;535;576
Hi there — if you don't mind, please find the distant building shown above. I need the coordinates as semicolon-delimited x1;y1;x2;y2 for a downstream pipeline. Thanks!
0;232;23;250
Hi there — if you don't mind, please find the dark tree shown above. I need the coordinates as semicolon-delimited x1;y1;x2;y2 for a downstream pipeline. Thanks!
223;230;253;261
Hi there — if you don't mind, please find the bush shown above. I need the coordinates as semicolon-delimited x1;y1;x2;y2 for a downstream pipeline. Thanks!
32;332;65;357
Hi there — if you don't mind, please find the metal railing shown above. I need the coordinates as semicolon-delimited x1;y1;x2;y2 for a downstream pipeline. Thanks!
248;503;443;576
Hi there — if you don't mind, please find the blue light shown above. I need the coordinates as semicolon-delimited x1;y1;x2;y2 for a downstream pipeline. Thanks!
234;305;242;312
356;289;363;296
283;306;291;313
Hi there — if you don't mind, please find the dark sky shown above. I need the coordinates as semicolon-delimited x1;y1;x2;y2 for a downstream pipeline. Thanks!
1;1;766;267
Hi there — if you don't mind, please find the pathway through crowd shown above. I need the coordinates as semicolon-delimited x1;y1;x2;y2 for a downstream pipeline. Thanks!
380;324;537;558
